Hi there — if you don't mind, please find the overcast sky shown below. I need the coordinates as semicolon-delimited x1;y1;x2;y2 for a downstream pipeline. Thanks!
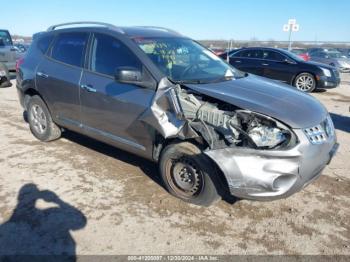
1;0;350;41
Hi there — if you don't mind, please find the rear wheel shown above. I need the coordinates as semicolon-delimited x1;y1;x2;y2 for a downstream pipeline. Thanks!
27;95;61;142
159;142;221;206
294;73;316;92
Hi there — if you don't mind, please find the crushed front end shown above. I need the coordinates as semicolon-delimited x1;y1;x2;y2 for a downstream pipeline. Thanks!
140;78;338;200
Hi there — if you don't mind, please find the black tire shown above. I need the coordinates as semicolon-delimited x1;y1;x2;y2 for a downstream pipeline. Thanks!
293;73;316;92
159;142;221;206
0;78;12;88
27;95;61;142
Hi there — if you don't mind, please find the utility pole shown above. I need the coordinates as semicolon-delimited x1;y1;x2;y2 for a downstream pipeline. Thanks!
283;19;299;51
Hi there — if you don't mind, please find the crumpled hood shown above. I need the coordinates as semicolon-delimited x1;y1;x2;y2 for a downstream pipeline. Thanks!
185;74;328;128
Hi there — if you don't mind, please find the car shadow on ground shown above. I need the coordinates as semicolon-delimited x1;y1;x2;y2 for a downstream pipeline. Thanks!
330;113;350;133
62;131;237;205
0;183;86;261
313;88;327;93
62;131;162;187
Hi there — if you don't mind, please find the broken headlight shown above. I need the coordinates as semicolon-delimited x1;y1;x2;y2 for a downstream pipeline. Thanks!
248;126;287;148
237;111;294;149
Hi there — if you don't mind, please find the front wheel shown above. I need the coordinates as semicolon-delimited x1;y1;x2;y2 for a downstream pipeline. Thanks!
159;142;221;206
293;73;316;92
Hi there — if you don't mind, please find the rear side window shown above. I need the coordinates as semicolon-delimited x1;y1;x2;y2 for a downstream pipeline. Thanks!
51;33;88;67
233;50;262;59
37;35;54;54
0;30;12;46
90;33;142;76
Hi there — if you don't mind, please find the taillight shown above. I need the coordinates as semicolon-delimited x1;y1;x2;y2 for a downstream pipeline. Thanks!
16;58;24;73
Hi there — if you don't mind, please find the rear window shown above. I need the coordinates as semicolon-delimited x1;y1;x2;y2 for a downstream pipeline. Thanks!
37;34;54;54
0;30;13;46
51;32;88;67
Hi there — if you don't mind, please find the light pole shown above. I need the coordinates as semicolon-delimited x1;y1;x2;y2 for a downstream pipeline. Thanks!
283;19;299;51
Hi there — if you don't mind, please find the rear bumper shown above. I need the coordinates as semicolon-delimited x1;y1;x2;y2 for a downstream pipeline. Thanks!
205;129;337;201
4;61;16;72
16;84;26;108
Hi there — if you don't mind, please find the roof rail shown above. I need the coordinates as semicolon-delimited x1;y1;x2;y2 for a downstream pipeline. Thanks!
47;21;124;34
136;26;181;35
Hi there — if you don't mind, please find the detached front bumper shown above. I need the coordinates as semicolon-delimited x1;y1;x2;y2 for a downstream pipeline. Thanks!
205;129;338;201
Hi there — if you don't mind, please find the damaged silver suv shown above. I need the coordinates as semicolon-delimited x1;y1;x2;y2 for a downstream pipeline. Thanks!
17;22;338;206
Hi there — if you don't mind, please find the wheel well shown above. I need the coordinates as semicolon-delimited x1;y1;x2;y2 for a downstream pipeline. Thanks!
292;71;317;86
154;137;231;198
23;88;52;115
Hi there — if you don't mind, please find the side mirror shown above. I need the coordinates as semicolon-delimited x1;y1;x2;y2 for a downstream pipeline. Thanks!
115;67;142;84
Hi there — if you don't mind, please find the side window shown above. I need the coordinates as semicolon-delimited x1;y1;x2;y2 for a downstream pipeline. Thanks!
37;34;54;54
231;50;246;58
232;50;250;58
263;51;286;61
51;32;88;67
233;50;262;59
90;34;142;77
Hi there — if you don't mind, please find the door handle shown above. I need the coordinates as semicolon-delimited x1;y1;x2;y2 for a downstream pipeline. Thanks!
81;84;97;93
235;60;242;63
262;63;269;66
37;71;49;78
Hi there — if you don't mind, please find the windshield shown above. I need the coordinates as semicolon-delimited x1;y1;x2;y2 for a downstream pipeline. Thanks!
0;30;13;46
134;37;242;84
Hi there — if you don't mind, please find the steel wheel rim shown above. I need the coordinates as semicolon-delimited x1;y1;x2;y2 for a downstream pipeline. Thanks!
296;75;314;91
165;156;204;198
30;104;47;134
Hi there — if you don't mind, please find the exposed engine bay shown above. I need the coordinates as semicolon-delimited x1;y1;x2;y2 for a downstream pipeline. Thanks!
172;85;295;150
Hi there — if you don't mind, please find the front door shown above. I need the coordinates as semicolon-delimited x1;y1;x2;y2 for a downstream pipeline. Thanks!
260;50;294;83
80;33;155;155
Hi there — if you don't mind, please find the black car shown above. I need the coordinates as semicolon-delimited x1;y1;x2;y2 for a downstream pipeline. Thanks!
225;47;340;92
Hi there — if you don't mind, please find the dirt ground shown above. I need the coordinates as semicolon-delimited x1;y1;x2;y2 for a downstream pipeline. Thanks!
0;74;349;256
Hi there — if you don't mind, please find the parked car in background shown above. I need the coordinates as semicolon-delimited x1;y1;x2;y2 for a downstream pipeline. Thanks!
228;47;340;92
219;48;242;60
209;47;225;56
0;29;18;71
290;48;310;61
309;50;350;73
0;62;11;87
17;22;338;206
336;48;350;58
14;43;30;53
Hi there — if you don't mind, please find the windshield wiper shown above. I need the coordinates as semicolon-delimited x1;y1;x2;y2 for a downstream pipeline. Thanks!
171;79;206;85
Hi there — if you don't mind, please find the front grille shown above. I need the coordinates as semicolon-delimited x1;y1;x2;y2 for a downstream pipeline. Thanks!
303;115;335;145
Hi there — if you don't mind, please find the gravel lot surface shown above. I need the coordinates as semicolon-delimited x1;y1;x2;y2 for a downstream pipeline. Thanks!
0;75;349;256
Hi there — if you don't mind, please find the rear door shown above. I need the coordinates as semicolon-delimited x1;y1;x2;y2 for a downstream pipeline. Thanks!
79;33;156;155
260;50;295;83
36;32;89;128
229;49;263;75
